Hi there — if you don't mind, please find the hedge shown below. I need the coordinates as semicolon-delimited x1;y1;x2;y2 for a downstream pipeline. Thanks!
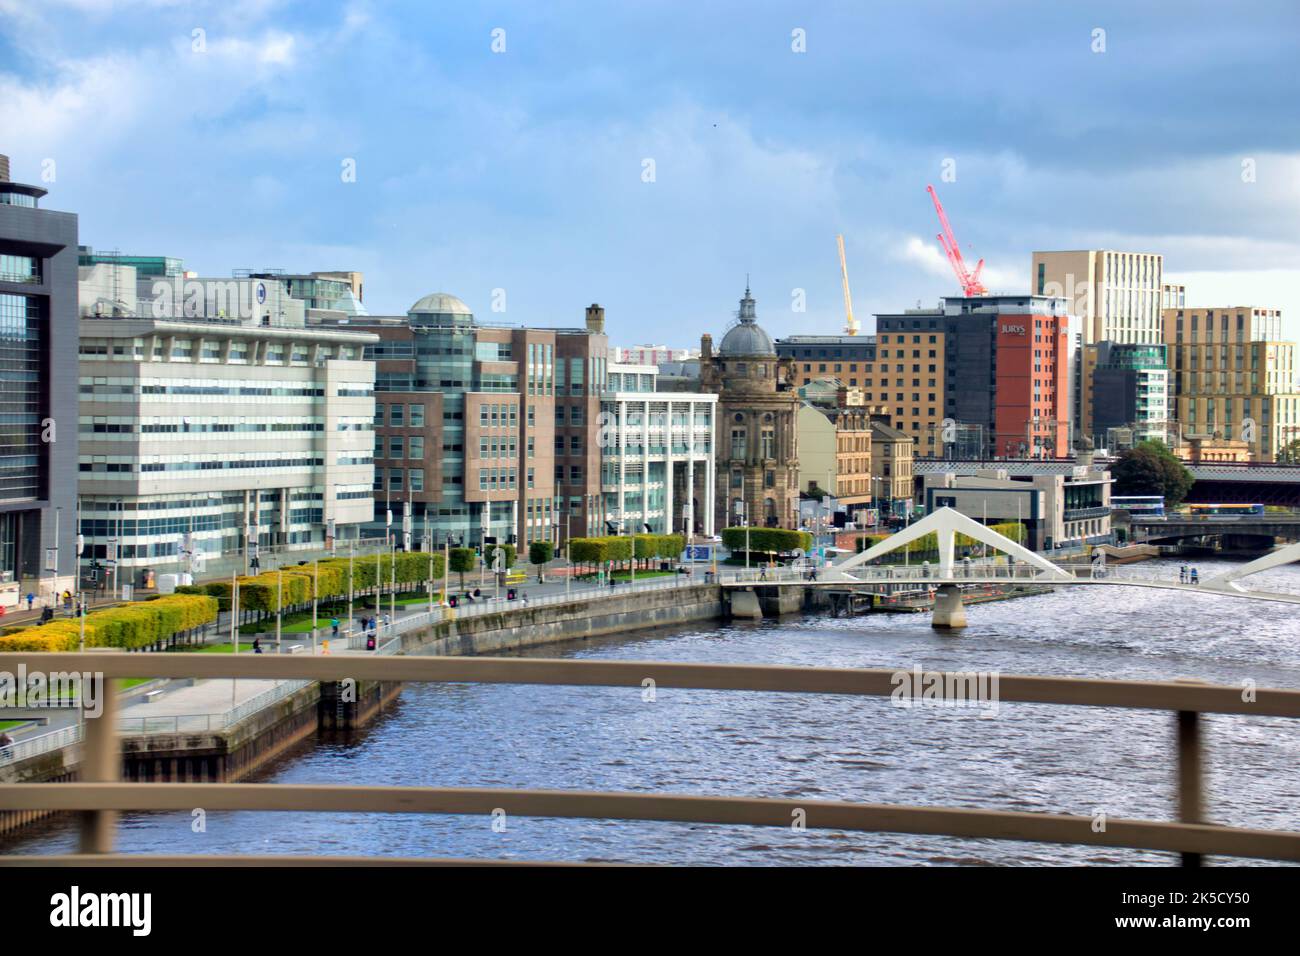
0;593;219;652
568;534;685;571
720;527;813;556
203;552;445;615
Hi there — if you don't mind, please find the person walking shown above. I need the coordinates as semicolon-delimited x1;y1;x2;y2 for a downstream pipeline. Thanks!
1179;565;1187;584
330;617;340;639
252;637;263;654
62;590;72;611
0;731;13;762
25;592;34;611
1190;567;1200;585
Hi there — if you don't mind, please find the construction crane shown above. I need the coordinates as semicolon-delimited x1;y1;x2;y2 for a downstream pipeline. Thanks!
926;184;987;296
835;233;858;335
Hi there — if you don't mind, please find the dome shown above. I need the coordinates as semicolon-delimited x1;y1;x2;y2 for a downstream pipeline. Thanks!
718;286;775;356
409;292;472;316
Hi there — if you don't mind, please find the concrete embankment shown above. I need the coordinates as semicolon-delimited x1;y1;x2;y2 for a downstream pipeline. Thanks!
402;583;725;656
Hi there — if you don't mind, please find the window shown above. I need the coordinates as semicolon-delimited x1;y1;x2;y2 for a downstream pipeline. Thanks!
374;404;385;427
409;404;425;427
410;469;424;492
730;429;746;459
389;404;404;426
389;437;404;458
409;436;424;459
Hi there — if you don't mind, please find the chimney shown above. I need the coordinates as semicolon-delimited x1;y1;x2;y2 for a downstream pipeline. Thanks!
585;303;605;334
0;154;9;182
700;333;713;361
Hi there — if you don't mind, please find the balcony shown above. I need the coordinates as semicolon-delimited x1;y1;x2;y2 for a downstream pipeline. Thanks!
1064;506;1111;522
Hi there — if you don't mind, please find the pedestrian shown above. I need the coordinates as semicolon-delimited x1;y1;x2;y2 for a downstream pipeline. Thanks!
759;566;767;581
383;613;391;631
252;638;263;654
1179;565;1187;584
521;592;529;607
330;617;340;638
1191;568;1200;585
25;592;34;611
39;606;53;624
0;731;13;761
62;590;72;610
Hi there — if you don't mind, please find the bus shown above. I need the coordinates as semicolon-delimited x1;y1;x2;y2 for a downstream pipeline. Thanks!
1186;503;1265;516
1110;495;1165;517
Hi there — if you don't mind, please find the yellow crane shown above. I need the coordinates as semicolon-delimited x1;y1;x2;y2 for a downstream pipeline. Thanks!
836;234;858;335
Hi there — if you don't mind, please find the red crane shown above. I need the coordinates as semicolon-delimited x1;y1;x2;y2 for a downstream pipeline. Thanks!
926;184;987;296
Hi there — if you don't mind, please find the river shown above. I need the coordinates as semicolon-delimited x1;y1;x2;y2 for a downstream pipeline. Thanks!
7;556;1300;865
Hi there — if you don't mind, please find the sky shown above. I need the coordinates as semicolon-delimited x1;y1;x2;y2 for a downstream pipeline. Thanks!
3;0;1299;345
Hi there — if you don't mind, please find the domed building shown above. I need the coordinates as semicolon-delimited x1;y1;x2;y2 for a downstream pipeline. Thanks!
700;286;800;530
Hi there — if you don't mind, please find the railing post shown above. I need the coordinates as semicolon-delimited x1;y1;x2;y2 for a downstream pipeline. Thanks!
78;675;120;854
1176;708;1203;867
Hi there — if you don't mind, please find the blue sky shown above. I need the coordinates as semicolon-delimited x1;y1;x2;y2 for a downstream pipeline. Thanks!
3;0;1299;344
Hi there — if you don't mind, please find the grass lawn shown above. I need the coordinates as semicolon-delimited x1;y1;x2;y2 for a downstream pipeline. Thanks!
577;569;680;582
360;591;443;609
237;604;349;636
180;641;258;654
0;720;24;731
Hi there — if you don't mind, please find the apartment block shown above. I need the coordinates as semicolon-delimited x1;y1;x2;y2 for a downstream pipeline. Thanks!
1162;305;1300;460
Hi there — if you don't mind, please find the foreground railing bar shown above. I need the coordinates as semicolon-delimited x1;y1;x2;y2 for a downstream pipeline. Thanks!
3;784;1297;862
3;654;1297;718
0;854;608;867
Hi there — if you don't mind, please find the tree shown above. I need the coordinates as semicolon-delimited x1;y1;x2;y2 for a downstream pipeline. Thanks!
449;547;477;588
528;541;554;581
1112;439;1195;508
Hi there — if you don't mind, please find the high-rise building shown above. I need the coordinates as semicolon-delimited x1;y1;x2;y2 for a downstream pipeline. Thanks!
776;334;878;390
345;294;610;549
1083;342;1171;449
700;287;801;530
1162;305;1300;460
0;154;79;605
601;363;717;537
876;296;1071;459
1032;250;1164;345
1033;250;1163;433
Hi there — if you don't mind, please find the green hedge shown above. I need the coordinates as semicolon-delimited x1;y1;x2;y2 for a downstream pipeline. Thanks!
0;593;219;652
720;527;813;556
203;552;445;614
567;534;684;570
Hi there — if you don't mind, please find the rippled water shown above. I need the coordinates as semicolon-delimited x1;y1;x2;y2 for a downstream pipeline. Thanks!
8;556;1300;865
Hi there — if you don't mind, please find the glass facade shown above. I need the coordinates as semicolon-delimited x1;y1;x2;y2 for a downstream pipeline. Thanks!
0;293;44;502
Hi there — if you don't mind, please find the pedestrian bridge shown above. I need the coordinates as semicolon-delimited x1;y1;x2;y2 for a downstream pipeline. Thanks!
719;507;1300;607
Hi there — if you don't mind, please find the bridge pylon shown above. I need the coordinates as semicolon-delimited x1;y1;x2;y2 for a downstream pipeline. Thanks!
834;507;1072;581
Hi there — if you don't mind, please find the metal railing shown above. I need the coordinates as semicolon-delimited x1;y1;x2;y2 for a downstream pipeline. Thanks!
0;723;83;768
2;651;1299;865
115;679;312;735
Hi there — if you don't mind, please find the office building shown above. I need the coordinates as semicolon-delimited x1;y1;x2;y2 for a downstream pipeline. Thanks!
922;465;1112;551
76;301;378;582
1084;342;1171;448
0;154;79;604
878;296;1072;459
699;286;801;530
612;344;699;365
1162;305;1300;460
601;363;717;537
776;334;879;390
1032;250;1164;346
243;269;364;313
348;294;610;549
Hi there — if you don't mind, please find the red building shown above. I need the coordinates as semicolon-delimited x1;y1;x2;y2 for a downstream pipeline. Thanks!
993;309;1070;457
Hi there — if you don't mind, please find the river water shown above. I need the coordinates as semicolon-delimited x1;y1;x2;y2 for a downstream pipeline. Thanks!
8;556;1300;865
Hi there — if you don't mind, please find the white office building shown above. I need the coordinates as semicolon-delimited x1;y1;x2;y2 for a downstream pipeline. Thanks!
76;312;378;584
601;363;717;537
